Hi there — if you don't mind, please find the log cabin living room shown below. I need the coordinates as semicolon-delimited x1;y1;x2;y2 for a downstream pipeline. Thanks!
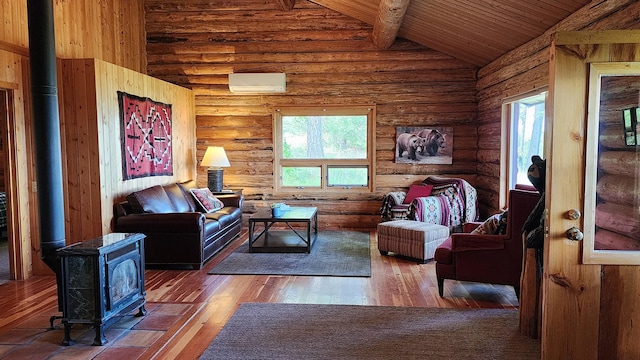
0;0;639;359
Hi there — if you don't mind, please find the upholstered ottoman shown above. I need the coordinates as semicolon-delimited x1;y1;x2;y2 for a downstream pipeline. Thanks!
377;220;450;263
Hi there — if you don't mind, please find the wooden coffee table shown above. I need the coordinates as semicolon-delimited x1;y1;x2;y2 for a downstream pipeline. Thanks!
248;206;318;253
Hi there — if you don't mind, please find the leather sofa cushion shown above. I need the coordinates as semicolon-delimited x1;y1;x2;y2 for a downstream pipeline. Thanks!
178;180;200;211
164;183;195;212
203;218;221;236
205;207;242;228
127;185;176;214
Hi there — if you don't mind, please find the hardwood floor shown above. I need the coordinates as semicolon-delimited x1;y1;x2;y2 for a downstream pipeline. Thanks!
0;229;520;359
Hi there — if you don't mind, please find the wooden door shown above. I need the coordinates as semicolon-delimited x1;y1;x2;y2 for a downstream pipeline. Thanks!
544;30;640;360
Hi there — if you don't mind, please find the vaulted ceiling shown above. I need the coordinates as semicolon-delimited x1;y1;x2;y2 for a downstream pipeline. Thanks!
308;0;593;67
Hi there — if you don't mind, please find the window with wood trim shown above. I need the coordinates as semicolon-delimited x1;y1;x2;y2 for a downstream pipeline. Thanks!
501;89;547;205
273;105;375;193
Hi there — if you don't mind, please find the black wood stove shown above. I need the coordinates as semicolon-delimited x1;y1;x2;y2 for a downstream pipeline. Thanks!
56;232;147;345
26;0;145;348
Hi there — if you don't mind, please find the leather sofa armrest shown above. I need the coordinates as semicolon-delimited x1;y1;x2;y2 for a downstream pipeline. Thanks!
217;194;244;208
115;212;205;233
449;233;506;252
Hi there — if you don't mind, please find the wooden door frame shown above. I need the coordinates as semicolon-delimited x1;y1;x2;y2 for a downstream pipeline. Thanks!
0;84;26;280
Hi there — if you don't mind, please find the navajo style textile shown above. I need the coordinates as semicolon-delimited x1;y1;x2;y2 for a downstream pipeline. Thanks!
118;92;173;180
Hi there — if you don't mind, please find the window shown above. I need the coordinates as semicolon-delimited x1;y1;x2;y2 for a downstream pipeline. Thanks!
501;89;547;205
274;105;375;193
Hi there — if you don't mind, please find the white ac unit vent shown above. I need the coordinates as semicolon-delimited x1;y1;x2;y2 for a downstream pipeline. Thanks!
228;73;286;93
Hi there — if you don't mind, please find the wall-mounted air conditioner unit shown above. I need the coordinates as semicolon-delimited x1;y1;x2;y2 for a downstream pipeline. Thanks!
228;73;286;93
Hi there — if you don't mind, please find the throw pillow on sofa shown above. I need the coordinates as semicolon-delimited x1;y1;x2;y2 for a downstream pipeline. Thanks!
190;188;225;213
403;184;434;204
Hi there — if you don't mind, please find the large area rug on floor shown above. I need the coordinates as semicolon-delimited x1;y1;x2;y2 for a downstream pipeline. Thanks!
199;303;540;360
208;230;371;277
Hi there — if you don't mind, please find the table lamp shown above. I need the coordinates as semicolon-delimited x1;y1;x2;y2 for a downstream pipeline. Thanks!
200;146;230;192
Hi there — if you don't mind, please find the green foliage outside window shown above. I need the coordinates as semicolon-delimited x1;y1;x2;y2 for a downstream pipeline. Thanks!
281;114;368;188
282;115;367;159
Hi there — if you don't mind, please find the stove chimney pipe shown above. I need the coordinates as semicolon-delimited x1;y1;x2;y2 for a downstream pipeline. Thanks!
27;0;66;273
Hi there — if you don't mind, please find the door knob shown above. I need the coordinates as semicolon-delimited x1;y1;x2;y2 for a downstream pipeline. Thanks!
566;227;583;241
566;209;581;220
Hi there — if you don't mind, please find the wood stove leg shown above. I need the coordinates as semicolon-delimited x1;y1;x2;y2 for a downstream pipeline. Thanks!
49;315;63;329
92;322;107;346
135;304;147;317
61;321;74;346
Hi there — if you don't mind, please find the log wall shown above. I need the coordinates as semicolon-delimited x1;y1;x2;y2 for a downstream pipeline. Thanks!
476;0;640;216
0;0;148;277
144;0;479;228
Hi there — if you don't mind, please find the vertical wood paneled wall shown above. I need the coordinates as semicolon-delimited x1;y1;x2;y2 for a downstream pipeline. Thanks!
59;58;195;247
0;0;149;277
144;0;479;228
1;0;147;74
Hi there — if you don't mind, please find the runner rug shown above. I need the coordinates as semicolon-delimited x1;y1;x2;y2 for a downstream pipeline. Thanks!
199;303;540;360
208;230;371;277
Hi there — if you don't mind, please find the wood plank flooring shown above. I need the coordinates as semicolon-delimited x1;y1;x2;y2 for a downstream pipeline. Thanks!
0;229;521;359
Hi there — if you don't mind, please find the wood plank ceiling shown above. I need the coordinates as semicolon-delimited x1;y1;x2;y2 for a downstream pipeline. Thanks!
309;0;594;66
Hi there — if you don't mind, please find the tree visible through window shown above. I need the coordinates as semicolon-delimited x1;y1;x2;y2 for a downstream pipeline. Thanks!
274;106;375;192
511;94;545;186
501;90;546;205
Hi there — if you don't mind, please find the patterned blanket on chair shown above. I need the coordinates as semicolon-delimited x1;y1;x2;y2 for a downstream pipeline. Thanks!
379;176;478;228
410;176;478;229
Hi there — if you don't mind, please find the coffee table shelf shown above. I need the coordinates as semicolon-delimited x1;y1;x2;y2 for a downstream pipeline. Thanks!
248;207;318;253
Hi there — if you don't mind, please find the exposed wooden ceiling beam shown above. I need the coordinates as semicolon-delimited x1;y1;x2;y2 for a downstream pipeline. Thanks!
275;0;296;11
372;0;411;49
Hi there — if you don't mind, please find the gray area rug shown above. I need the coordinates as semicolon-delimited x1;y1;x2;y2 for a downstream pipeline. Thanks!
200;303;540;360
208;230;371;277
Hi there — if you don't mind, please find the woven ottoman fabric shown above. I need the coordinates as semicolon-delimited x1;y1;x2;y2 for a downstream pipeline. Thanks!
377;220;450;263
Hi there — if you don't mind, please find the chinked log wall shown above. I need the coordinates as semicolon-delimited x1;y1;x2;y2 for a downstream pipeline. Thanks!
144;0;479;229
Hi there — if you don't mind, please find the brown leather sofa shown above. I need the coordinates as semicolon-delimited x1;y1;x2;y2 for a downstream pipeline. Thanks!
113;180;243;269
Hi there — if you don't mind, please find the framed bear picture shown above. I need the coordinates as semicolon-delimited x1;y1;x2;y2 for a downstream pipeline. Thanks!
394;126;453;164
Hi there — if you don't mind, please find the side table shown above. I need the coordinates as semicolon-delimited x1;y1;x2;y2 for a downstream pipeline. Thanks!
211;189;243;196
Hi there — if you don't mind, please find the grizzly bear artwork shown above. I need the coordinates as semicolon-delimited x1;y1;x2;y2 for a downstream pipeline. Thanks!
396;133;425;160
415;128;446;156
395;126;453;164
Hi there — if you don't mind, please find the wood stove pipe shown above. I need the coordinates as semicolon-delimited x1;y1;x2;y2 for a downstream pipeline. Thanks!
27;0;66;273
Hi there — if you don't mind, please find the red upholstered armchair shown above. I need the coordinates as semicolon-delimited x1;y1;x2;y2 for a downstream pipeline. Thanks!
434;188;540;298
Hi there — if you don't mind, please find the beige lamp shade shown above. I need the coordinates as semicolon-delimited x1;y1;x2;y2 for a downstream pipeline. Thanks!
201;146;230;168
